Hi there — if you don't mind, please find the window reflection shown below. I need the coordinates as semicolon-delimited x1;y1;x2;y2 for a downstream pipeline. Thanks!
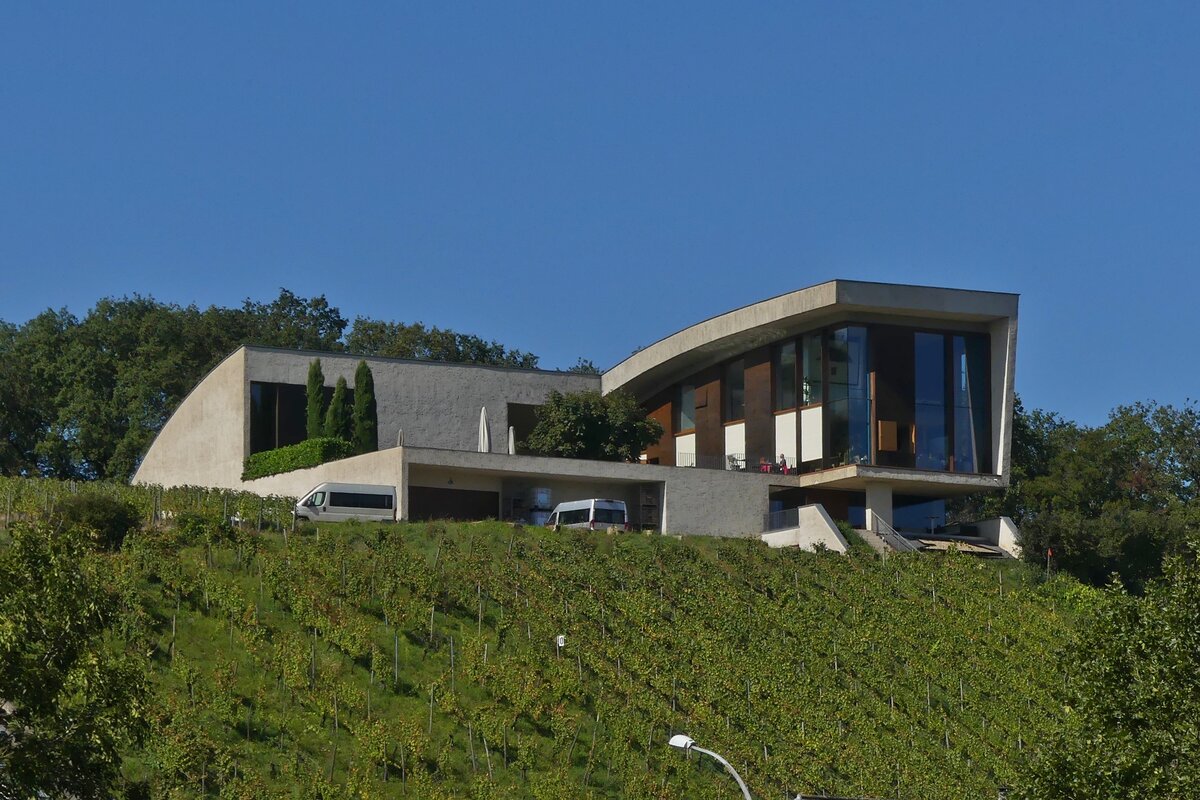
953;335;990;473
914;333;947;470
723;360;745;421
774;342;797;410
801;333;823;406
677;384;696;432
828;327;870;465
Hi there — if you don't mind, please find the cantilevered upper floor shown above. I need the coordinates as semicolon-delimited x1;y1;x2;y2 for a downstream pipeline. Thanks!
602;280;1019;494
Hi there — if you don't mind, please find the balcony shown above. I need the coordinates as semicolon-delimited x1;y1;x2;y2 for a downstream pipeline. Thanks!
676;452;801;475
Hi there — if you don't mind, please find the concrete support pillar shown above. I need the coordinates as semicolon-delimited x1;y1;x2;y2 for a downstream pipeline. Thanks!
865;482;893;532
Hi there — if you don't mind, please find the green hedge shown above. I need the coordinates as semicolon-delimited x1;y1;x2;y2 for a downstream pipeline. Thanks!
242;437;354;481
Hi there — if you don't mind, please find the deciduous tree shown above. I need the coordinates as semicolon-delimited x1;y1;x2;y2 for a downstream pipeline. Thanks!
524;390;662;462
0;522;147;798
347;318;539;369
1019;548;1200;799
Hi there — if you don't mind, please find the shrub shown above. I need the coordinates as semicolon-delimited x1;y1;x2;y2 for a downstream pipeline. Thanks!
56;494;140;551
242;437;353;481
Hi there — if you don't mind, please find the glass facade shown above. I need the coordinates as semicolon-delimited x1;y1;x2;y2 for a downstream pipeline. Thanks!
953;334;990;473
662;320;992;476
914;332;948;470
828;326;871;466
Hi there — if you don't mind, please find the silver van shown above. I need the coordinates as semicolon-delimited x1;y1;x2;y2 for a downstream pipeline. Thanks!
294;482;397;523
545;499;629;531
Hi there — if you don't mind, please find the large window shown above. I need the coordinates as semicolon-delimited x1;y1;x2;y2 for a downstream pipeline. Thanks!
801;333;823;406
914;332;947;470
723;360;745;421
828;327;870;465
329;491;394;510
676;383;696;432
774;341;797;410
249;381;308;454
953;335;990;473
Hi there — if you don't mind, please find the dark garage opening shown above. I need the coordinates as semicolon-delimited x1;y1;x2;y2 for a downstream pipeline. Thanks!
408;486;500;521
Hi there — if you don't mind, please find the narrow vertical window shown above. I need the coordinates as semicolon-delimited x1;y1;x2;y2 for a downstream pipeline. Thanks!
676;384;696;432
914;332;947;470
774;341;797;410
723;360;745;422
801;333;823;405
953;334;990;473
828;327;870;465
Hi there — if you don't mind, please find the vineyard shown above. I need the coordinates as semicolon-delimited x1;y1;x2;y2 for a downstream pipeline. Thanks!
0;478;1080;799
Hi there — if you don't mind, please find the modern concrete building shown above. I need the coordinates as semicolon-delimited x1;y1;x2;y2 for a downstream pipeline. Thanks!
133;280;1019;550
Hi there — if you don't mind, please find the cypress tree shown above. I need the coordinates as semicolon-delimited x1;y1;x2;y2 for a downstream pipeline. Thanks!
305;359;326;439
352;360;378;454
324;376;352;441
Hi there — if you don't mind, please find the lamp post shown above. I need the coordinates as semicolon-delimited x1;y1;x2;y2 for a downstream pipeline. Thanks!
668;734;752;800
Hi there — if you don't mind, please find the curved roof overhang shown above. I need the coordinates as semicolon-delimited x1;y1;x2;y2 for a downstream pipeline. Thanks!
601;279;1019;400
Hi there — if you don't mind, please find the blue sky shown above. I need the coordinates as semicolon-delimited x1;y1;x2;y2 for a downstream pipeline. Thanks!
2;3;1197;426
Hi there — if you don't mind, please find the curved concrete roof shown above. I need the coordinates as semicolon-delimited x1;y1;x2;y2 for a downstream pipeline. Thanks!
601;279;1018;398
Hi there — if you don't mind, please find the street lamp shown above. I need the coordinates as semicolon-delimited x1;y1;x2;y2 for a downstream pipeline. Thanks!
668;734;753;800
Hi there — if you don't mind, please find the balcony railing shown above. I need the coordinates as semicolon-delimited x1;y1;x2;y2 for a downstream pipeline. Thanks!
676;452;748;471
763;507;802;531
676;453;804;475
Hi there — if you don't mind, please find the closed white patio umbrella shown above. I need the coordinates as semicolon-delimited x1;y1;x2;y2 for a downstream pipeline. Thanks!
478;407;491;453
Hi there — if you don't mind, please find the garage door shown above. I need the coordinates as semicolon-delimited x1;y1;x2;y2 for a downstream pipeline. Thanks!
408;486;500;522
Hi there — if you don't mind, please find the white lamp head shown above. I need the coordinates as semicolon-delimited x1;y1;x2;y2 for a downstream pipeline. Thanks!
668;733;695;750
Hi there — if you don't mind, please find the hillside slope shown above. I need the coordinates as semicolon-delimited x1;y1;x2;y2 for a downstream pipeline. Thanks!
105;511;1074;799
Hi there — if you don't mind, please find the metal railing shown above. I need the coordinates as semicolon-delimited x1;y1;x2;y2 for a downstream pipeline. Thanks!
873;515;923;553
676;452;749;471
763;507;802;531
676;452;810;474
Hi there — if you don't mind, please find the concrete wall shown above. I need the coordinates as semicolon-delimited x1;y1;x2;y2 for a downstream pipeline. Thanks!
229;445;779;538
760;504;849;553
976;516;1022;558
134;345;600;489
990;316;1019;481
132;349;248;490
401;448;776;538
244;347;599;455
239;448;407;501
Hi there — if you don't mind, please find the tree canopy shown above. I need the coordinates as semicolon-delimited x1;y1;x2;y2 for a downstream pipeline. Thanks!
1019;547;1200;799
346;318;538;369
524;390;663;462
953;398;1199;592
0;521;147;798
0;290;543;480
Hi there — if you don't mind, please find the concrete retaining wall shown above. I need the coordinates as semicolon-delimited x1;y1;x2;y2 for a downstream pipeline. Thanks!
760;505;849;553
975;516;1022;558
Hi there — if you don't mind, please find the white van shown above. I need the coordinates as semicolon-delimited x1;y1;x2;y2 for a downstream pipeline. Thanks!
294;483;397;523
545;499;629;531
